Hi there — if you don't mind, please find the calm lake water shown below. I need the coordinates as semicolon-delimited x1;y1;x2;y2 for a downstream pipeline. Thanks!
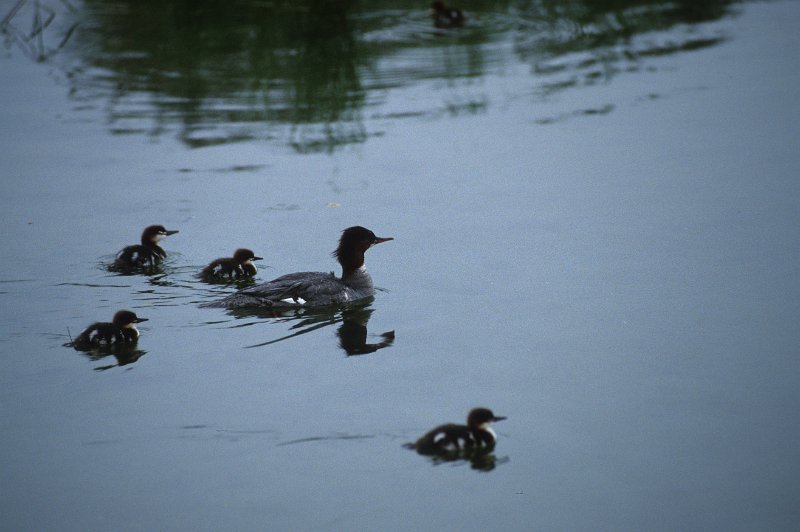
2;0;799;530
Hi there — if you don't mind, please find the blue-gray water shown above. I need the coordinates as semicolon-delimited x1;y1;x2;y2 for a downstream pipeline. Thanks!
1;0;799;530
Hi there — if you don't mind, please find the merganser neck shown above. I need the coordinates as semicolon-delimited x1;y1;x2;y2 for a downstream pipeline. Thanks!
340;252;365;279
342;264;373;291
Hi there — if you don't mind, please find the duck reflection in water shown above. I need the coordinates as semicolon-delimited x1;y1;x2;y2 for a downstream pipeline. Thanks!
337;305;394;356
68;342;147;371
428;447;509;472
235;300;394;356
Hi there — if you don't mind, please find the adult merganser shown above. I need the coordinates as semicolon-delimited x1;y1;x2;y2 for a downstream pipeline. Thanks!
71;310;148;347
205;226;392;309
429;1;467;28
404;408;507;454
114;225;179;268
200;248;263;280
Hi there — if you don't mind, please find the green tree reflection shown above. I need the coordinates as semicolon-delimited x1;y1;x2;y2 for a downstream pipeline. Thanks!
12;0;737;151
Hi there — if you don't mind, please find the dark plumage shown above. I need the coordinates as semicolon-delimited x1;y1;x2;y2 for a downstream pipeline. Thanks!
114;225;179;268
72;310;148;347
200;248;263;280
429;1;467;28
404;408;506;455
204;226;393;309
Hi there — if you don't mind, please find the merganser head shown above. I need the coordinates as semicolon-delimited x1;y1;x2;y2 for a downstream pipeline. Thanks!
111;310;148;328
141;225;179;245
233;248;263;264
333;226;393;273
467;408;506;430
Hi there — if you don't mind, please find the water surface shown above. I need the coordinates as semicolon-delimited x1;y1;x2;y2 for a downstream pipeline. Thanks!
1;0;799;530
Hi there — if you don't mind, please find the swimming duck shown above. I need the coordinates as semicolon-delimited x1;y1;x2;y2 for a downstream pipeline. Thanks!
205;226;392;309
114;225;179;268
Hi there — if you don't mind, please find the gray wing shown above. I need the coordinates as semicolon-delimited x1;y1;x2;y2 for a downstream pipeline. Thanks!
245;272;336;298
212;271;342;308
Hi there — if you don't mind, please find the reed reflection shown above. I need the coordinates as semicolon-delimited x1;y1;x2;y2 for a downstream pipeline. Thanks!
5;0;739;150
513;0;736;97
75;0;368;152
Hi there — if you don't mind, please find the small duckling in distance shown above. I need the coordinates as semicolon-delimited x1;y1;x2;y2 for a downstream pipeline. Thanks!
114;225;179;268
71;310;148;347
404;407;506;455
429;1;467;29
200;248;263;281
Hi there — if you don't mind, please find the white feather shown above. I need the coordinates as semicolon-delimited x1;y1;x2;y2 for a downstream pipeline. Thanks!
279;297;307;305
123;323;140;338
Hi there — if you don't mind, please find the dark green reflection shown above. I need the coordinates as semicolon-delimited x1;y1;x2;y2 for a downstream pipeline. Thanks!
75;0;370;151
512;0;734;96
29;0;738;150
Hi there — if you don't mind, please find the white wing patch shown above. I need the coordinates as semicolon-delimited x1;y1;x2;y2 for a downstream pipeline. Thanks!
280;297;307;305
443;439;460;451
